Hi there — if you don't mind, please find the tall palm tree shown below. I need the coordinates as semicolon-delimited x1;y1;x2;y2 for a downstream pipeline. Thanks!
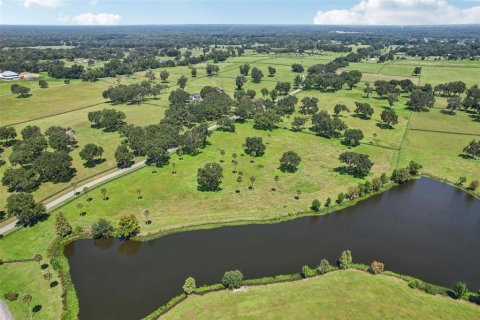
250;176;256;190
101;188;107;201
220;149;226;163
143;209;151;224
232;159;238;173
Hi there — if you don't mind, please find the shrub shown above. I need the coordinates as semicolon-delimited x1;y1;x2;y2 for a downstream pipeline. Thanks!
55;212;72;237
336;192;345;204
338;250;352;269
116;214;140;239
222;270;244;289
91;218;114;239
424;284;438;295
183;277;196;295
301;265;316;278
325;197;332;207
311;199;321;212
453;282;468;299
407;161;422;175
370;261;384;275
468;180;479;191
317;259;331;274
390;168;411;184
408;280;420;289
4;291;19;301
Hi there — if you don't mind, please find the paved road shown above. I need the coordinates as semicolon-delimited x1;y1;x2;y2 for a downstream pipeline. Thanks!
0;300;13;320
0;121;225;236
0;86;307;237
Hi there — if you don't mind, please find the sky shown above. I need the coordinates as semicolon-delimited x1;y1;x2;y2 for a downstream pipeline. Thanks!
0;0;479;25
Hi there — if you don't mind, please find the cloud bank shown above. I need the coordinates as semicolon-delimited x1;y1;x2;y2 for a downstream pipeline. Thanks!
71;12;122;25
24;0;63;7
314;0;480;25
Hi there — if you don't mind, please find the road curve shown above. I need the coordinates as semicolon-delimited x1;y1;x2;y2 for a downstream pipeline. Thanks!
0;87;304;236
0;122;224;236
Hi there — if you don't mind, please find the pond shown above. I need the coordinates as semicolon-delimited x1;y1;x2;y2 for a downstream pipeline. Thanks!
65;177;480;320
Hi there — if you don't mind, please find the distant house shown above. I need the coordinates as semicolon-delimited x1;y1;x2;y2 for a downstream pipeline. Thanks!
0;71;20;81
188;93;202;101
19;72;40;80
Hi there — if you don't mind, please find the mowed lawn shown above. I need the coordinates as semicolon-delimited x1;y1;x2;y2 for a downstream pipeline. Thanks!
163;270;480;320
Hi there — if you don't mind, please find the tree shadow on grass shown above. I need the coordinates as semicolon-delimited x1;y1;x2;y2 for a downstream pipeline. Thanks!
440;110;456;115
32;305;42;317
468;113;480;122
376;122;394;130
458;153;475;160
50;281;59;289
83;158;107;168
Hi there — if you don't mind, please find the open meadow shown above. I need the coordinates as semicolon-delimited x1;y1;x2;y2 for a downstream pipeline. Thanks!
0;47;479;320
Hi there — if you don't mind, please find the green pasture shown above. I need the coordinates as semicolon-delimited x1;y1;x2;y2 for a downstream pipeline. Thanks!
163;270;480;320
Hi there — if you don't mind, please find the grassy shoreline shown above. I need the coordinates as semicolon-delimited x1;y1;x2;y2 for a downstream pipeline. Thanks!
146;268;479;320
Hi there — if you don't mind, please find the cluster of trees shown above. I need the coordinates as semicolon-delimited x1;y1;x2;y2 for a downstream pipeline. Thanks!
88;109;126;132
2;125;77;194
103;81;168;104
303;68;363;92
390;161;423;184
434;81;467;96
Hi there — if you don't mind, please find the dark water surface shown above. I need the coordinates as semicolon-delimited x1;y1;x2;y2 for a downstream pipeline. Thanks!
65;178;480;320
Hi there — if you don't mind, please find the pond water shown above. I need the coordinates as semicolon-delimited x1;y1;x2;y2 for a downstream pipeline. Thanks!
65;177;480;320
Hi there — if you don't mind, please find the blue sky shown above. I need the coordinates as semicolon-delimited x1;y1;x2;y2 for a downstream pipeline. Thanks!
1;0;479;25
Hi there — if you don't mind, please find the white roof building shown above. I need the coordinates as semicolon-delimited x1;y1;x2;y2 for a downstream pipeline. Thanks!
0;71;20;81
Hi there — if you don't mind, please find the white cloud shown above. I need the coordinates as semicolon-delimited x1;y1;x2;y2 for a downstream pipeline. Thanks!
57;13;70;23
24;0;63;7
72;12;122;25
314;0;480;25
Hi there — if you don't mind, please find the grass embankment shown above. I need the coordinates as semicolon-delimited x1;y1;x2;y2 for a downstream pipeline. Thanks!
162;270;480;320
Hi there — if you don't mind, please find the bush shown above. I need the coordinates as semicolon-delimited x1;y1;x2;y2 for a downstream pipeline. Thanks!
468;180;479;191
336;192;345;204
183;277;196;295
408;280;420;289
55;212;72;237
453;282;468;299
390;168;411;184
301;265;316;278
424;284;438;295
91;218;114;239
338;250;352;269
370;261;384;275
4;291;19;301
317;259;331;274
311;199;321;212
222;270;244;289
116;214;140;239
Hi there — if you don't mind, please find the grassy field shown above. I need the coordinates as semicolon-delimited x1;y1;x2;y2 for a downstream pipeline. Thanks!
0;50;479;320
163;270;480;320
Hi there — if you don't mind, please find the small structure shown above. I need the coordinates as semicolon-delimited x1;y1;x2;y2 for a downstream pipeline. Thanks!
188;93;202;101
0;71;20;81
19;72;40;80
